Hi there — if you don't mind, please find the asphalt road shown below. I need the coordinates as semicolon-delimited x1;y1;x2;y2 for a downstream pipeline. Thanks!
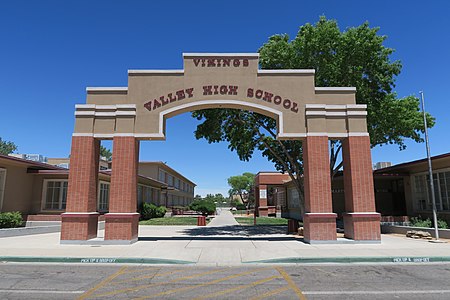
1;263;450;299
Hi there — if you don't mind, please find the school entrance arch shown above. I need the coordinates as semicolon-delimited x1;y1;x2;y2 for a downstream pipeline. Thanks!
61;53;380;244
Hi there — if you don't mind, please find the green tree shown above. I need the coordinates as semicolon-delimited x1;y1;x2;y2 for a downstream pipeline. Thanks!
227;173;255;208
193;16;434;211
0;137;18;155
100;145;112;161
189;199;216;216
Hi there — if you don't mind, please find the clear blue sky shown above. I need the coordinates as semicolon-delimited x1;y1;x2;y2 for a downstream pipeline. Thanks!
1;1;449;196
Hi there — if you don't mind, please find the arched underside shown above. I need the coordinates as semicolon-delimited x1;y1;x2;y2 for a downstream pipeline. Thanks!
138;99;284;141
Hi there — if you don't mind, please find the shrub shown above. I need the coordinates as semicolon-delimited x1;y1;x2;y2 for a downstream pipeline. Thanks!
189;200;216;216
437;219;448;229
236;203;247;210
0;212;23;228
410;217;448;229
139;203;167;220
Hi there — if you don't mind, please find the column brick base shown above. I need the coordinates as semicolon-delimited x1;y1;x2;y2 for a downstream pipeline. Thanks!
344;213;381;241
104;213;139;242
303;213;337;243
60;213;99;241
287;219;299;234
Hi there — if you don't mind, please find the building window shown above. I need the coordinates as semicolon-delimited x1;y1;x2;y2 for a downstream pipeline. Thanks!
138;184;155;206
98;182;109;212
414;171;450;212
168;175;173;187
159;169;165;183
43;180;68;210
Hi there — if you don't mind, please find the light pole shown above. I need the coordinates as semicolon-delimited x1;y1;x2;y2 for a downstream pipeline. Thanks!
419;91;441;242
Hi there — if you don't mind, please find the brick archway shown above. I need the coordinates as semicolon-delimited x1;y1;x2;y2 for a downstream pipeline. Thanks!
61;53;380;244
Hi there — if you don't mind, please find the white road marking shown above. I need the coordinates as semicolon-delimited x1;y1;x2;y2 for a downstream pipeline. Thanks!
0;289;84;294
304;290;450;295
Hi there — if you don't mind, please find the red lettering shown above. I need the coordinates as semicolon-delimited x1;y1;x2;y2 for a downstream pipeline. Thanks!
207;59;216;67
153;99;161;110
255;89;263;99
168;93;177;103
192;58;249;68
273;95;282;105
262;92;273;102
144;101;152;111
185;88;194;98
203;86;212;95
228;85;238;95
175;90;185;101
290;102;298;113
213;85;219;95
222;59;231;67
220;85;228;95
283;99;291;109
247;88;254;98
160;95;168;106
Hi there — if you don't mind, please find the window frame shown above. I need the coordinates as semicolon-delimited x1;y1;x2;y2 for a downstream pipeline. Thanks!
41;179;68;211
97;181;110;212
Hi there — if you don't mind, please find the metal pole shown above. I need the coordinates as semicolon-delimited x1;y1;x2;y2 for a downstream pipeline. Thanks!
419;91;440;241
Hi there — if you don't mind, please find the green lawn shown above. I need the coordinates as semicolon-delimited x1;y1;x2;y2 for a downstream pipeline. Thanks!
235;217;290;226
139;217;209;226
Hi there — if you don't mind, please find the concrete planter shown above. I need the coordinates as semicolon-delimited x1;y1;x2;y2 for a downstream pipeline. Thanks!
0;221;106;238
381;225;450;239
0;225;61;238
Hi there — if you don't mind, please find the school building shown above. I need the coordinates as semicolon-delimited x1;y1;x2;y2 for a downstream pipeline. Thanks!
0;154;195;223
254;152;450;223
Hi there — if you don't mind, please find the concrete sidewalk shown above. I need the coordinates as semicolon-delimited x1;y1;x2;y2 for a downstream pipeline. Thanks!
207;210;239;227
1;223;450;266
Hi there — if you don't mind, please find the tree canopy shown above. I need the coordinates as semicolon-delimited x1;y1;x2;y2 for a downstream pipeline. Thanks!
193;16;435;210
100;145;112;161
227;172;255;207
0;137;18;155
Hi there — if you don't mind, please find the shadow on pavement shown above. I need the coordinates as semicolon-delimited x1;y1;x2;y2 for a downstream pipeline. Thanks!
138;225;305;242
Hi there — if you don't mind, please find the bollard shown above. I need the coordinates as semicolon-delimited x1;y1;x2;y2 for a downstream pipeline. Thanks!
197;215;206;226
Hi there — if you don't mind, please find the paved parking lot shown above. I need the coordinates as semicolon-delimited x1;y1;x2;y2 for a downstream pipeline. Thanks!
2;263;450;299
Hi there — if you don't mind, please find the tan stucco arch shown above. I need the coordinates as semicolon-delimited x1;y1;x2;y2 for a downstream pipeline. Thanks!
62;53;381;245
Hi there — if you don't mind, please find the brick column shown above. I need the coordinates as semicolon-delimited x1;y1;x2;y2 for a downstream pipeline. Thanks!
61;136;100;241
303;136;337;243
257;184;269;217
104;136;140;243
342;136;380;241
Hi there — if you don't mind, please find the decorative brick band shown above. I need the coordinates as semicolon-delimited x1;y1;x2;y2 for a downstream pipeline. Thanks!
304;213;337;218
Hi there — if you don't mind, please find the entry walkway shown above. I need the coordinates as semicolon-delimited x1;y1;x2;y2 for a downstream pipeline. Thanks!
207;209;239;227
1;226;450;266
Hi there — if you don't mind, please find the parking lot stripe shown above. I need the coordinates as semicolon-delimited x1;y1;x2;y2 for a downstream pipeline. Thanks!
92;268;228;298
77;266;128;300
134;267;271;300
194;275;282;299
250;286;290;300
111;269;186;285
276;266;306;300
